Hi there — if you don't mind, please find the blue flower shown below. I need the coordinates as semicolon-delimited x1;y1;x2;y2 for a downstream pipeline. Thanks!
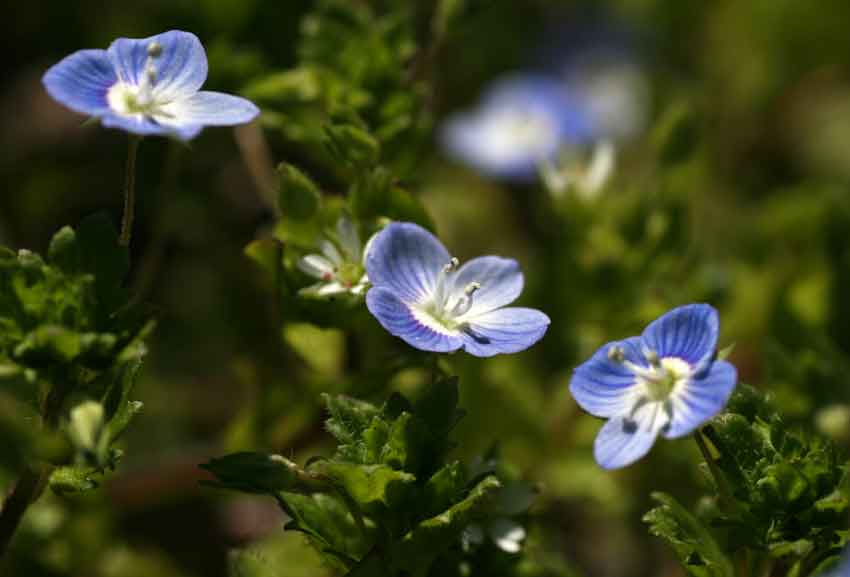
569;304;737;470
440;74;593;181
42;30;259;141
365;222;550;357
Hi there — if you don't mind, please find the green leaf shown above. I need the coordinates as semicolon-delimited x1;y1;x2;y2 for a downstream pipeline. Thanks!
389;475;501;574
414;376;464;436
324;393;382;448
49;465;98;495
101;356;145;442
278;163;322;221
200;452;309;495
643;492;734;577
13;324;83;363
314;461;415;510
420;461;466;519
324;124;381;168
767;539;814;559
349;168;434;230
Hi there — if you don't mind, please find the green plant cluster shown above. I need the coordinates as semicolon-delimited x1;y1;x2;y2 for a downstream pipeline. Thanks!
645;385;849;577
0;215;152;492
204;377;549;577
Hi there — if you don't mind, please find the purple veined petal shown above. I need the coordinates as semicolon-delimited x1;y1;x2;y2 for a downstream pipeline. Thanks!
569;336;646;418
460;307;549;357
640;304;719;366
108;30;207;100
366;286;463;353
450;256;523;317
156;91;259;127
594;399;667;469
365;222;451;304
42;49;117;116
663;360;737;439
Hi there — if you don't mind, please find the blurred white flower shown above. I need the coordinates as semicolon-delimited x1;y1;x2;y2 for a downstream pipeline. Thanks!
298;215;377;298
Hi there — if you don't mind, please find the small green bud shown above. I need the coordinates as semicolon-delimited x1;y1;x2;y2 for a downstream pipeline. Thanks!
815;404;850;442
68;401;109;466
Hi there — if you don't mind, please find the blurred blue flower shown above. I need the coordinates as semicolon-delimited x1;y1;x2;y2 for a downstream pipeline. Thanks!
440;75;593;181
569;304;737;469
42;30;259;141
365;222;550;357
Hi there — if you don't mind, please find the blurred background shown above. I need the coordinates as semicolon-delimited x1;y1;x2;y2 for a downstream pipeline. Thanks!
2;0;850;575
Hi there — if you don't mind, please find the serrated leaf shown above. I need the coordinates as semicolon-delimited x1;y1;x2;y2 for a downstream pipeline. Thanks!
643;492;733;577
389;475;501;574
324;393;382;448
314;461;415;511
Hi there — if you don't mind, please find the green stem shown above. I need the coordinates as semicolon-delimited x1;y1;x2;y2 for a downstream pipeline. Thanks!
694;428;735;505
0;381;71;558
119;136;142;247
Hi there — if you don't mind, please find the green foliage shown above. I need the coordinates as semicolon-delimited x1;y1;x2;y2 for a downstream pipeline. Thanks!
645;385;849;576
0;216;152;492
205;377;546;576
643;492;734;577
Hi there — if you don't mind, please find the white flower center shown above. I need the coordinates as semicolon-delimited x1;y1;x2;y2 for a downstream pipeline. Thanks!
483;107;558;160
608;346;693;402
414;257;482;333
107;41;172;118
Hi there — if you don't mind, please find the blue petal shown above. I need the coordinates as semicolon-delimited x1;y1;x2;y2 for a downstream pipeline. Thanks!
483;76;594;143
100;112;202;140
451;256;523;316
570;336;646;417
460;307;550;357
640;304;719;366
42;49;116;116
365;222;451;304
366;287;463;353
108;30;207;100
157;91;259;128
594;400;666;469
663;360;737;439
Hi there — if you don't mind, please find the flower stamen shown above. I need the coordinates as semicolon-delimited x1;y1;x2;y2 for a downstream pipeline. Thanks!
450;282;481;317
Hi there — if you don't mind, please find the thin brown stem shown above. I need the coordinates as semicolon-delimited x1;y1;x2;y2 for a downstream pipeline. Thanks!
119;136;142;247
0;381;71;558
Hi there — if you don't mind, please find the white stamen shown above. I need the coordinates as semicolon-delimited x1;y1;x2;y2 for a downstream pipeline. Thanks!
434;257;460;307
450;281;481;316
645;349;660;368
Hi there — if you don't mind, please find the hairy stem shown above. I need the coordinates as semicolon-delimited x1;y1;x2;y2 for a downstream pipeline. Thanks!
694;428;735;505
119;136;142;247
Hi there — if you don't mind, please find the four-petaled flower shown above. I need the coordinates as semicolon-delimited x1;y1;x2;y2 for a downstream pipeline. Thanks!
365;222;550;357
440;74;593;181
297;215;376;298
42;30;259;141
569;304;737;469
